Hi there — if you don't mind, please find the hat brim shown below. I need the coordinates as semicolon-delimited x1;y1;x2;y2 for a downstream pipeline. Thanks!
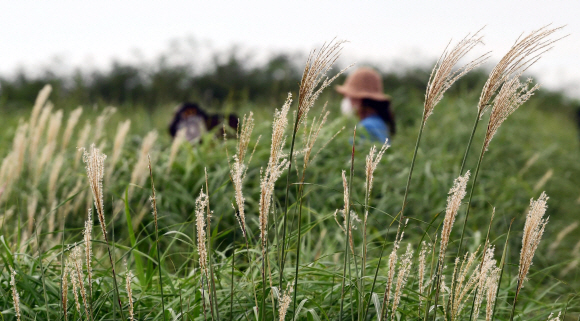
335;85;391;102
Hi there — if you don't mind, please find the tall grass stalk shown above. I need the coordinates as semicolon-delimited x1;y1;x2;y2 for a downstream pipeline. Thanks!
148;155;167;321
81;144;125;319
433;171;471;321
34;217;50;321
206;168;220;321
292;109;332;319
339;127;356;321
279;40;349;290
491;219;514;321
467;209;496;321
399;29;487;226
510;192;550;321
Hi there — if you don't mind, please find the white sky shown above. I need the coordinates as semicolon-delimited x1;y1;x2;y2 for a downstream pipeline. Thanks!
1;0;579;97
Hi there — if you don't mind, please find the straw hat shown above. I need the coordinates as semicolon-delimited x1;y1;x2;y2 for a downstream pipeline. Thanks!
335;67;391;102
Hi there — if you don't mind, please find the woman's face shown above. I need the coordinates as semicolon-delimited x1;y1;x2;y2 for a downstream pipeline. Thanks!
349;97;364;118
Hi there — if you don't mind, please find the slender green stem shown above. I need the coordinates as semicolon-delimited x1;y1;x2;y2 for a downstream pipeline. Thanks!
362;219;396;321
459;115;480;176
423;260;440;321
491;219;514;321
279;115;300;288
292;177;306;319
347;146;357;321
34;218;51;321
447;113;482;320
509;283;521;321
105;242;125;319
457;146;485;259
360;181;371;321
466;210;495;321
230;230;235;321
261;237;266;321
244;237;259;310
205;182;218;321
155;232;167;320
400;119;425;219
339;127;356;321
60;215;66;320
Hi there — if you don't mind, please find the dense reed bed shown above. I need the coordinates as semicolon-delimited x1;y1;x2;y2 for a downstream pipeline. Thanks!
1;28;579;321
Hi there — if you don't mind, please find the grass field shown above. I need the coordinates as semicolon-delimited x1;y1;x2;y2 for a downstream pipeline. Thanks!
1;37;580;321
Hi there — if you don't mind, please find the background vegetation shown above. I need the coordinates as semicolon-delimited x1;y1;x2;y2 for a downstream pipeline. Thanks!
0;42;579;320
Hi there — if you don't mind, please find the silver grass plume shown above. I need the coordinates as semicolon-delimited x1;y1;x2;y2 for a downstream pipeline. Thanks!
195;189;210;277
333;170;361;252
391;243;414;321
476;25;564;119
130;130;158;188
473;247;498;320
149;155;159;232
278;283;294;321
62;265;69;321
48;154;64;206
365;139;389;200
230;112;258;237
10;268;21;321
381;219;408;320
126;267;135;321
301;105;330;170
82;144;107;240
70;245;90;319
364;139;389;247
167;128;186;174
439;171;470;265
47;109;63;146
517;192;549;297
30;100;53;168
74;121;91;168
259;94;291;256
418;241;431;308
110;120;131;171
485;267;501;321
62;107;83;150
68;256;81;314
296;39;351;125
94;106;116;143
450;249;480;319
483;76;540;152
423;30;489;124
27;194;38;235
84;209;93;294
29;84;52;132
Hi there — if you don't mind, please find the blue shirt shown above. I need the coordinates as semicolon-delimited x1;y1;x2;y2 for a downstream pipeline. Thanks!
359;115;390;142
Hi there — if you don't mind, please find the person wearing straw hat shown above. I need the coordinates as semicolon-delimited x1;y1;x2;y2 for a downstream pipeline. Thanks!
336;67;395;142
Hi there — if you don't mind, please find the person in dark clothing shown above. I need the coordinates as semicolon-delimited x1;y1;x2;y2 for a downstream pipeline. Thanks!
169;102;238;142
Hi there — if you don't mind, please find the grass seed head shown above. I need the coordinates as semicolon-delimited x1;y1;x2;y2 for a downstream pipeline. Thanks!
10;268;21;321
62;107;83;150
517;192;549;296
82;144;107;240
195;189;210;275
439;171;471;265
423;29;489;124
477;25;565;119
126;267;135;321
278;283;294;321
483;76;540;152
84;208;93;293
297;39;350;125
391;243;414;321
